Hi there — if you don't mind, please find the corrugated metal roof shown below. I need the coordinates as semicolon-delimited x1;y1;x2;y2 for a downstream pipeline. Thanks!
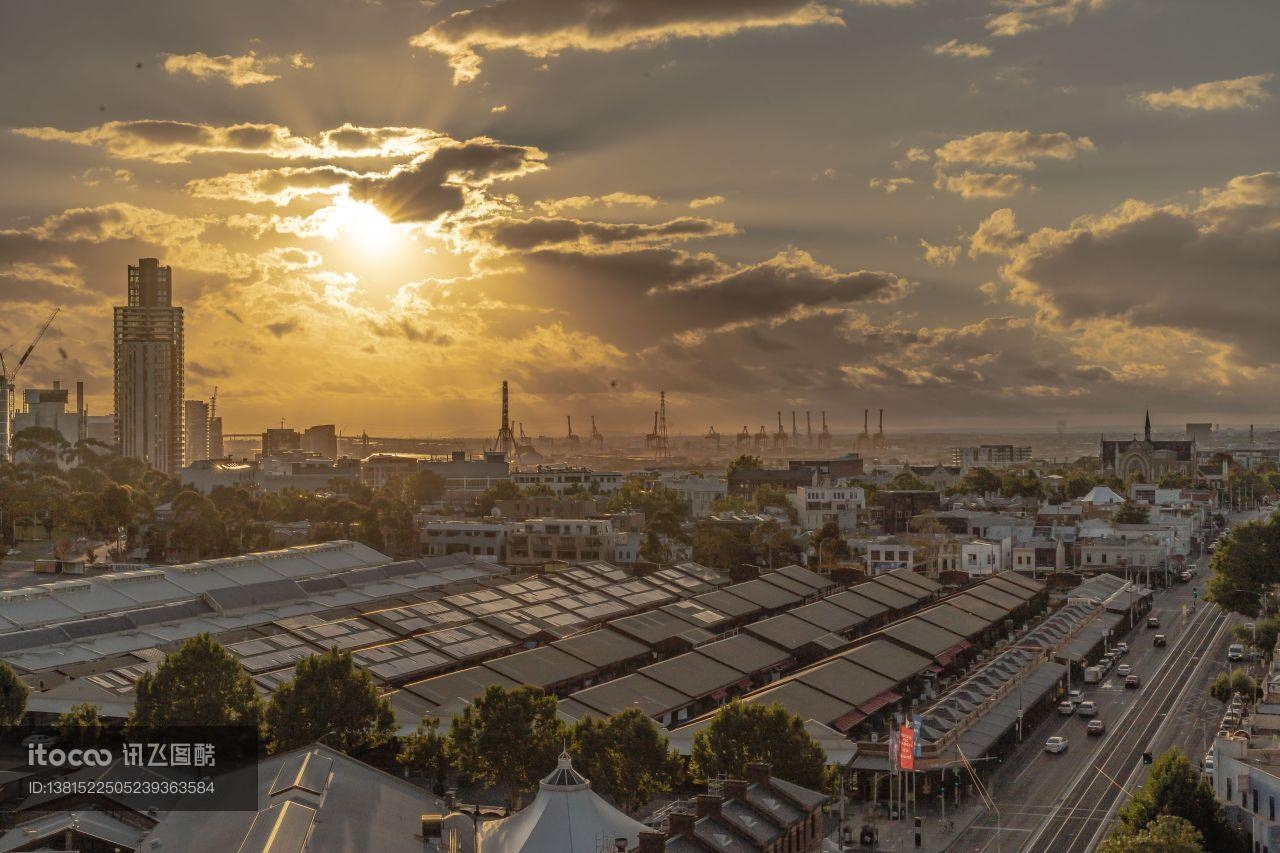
882;617;966;657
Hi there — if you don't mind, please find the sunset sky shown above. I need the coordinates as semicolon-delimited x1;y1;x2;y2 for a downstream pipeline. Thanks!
2;0;1278;437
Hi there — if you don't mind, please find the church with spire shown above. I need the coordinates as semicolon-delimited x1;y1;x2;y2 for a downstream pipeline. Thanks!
1099;410;1197;481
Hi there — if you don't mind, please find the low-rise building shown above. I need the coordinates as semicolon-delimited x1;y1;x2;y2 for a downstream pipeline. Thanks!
863;537;915;575
1212;736;1280;851
506;518;616;566
792;485;866;531
660;473;728;518
951;445;1033;468
179;458;257;493
511;465;624;495
420;520;508;558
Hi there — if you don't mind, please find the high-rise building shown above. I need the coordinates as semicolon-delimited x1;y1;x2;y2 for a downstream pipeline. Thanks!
209;416;224;459
262;427;301;456
114;258;184;474
184;400;210;465
302;424;338;460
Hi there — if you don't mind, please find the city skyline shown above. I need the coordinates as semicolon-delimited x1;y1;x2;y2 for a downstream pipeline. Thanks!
2;0;1279;435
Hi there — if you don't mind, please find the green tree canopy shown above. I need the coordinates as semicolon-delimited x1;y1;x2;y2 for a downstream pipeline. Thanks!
266;648;394;754
56;702;103;746
1209;670;1257;704
690;521;754;572
130;634;262;730
402;470;447;505
726;455;764;477
1207;516;1280;616
569;709;680;812
1113;748;1247;853
1100;814;1204;853
472;480;522;516
957;468;1002;496
813;520;851;566
690;701;826;789
449;685;565;805
1113;500;1151;525
888;472;928;491
0;661;29;725
397;717;453;792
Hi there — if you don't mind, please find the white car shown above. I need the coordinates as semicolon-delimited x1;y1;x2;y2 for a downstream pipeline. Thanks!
1077;700;1098;717
1058;701;1075;715
1045;736;1069;754
4;548;19;557
1068;689;1084;704
1117;664;1132;677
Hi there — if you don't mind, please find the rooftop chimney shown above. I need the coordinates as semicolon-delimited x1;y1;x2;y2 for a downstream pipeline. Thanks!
695;794;723;819
668;811;695;837
723;778;749;801
746;761;773;786
637;830;667;853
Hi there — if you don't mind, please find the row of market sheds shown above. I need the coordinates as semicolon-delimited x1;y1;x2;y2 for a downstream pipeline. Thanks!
642;571;1048;759
850;572;1149;776
9;543;734;720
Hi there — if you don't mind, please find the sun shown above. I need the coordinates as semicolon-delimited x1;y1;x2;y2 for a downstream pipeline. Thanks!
334;198;401;251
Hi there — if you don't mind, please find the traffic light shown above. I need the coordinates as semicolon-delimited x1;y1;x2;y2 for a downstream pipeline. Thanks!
1193;588;1199;599
1143;752;1153;765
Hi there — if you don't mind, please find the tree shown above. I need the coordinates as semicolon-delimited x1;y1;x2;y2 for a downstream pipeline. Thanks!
813;521;850;566
0;661;29;725
1207;517;1280;616
398;718;453;793
167;490;230;559
690;701;826;789
1100;814;1204;853
1209;670;1256;704
1063;470;1098;500
889;472;928;491
1000;470;1044;499
449;685;565;805
472;480;522;516
750;519;802;569
726;455;764;478
56;703;103;746
957;468;1002;496
1112;748;1247;853
569;709;680;812
130;634;262;730
1235;616;1280;656
402;470;447;505
266;648;394;754
1113;500;1151;525
690;521;754;572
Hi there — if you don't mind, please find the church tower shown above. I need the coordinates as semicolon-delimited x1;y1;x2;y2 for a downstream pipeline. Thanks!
1144;410;1151;442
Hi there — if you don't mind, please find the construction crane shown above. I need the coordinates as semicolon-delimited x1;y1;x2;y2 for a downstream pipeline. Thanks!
565;415;580;446
1;308;60;462
736;425;751;449
818;411;832;449
772;411;787;450
705;425;722;451
589;416;604;451
790;411;800;445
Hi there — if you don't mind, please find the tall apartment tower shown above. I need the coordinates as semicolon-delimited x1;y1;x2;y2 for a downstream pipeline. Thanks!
114;258;184;474
184;400;210;465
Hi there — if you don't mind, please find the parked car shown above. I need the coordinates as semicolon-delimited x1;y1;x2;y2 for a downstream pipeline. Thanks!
20;734;59;749
1203;755;1215;772
1117;664;1132;677
1077;700;1098;717
1229;643;1245;661
1087;720;1106;736
1114;642;1129;655
1125;674;1142;688
1045;736;1069;754
1068;689;1084;704
1154;634;1167;647
1147;616;1160;629
1059;701;1075;715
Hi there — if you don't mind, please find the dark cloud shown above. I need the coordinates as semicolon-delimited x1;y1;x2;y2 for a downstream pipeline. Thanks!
352;139;546;223
411;0;852;83
266;319;300;338
474;215;735;252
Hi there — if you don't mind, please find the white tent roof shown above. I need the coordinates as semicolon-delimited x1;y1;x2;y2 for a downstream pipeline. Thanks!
477;752;648;853
1080;485;1124;505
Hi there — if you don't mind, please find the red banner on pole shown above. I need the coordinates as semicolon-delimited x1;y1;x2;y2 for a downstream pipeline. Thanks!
898;723;915;771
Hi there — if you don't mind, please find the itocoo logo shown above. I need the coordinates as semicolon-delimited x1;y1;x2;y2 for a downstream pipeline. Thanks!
27;743;112;767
